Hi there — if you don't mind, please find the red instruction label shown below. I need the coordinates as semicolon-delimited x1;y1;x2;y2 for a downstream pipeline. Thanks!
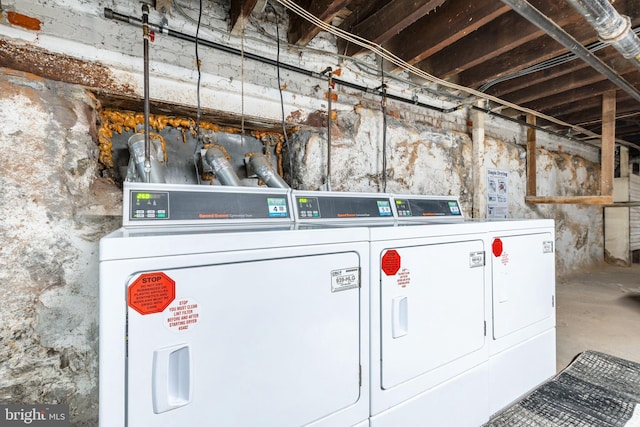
128;272;176;315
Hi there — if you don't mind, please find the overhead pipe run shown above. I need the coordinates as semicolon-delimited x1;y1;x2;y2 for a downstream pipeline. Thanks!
500;0;640;104
566;0;640;67
103;7;606;147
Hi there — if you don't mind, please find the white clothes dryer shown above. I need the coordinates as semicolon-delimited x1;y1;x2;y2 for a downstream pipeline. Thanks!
99;183;371;427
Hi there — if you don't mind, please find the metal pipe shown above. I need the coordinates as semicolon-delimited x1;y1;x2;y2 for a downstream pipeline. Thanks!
103;7;598;146
128;133;165;183
142;4;151;182
103;8;450;113
248;153;290;188
381;83;388;193
566;0;640;66
500;0;640;104
326;69;333;191
204;147;243;186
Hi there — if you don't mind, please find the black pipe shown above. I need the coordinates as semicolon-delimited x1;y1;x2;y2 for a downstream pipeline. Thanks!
103;8;586;144
104;8;447;112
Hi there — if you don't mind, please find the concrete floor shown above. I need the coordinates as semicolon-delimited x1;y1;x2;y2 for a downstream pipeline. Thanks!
556;263;640;372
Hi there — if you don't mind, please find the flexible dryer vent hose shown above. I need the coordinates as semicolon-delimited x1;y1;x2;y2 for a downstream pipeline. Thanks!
248;154;290;188
204;147;243;186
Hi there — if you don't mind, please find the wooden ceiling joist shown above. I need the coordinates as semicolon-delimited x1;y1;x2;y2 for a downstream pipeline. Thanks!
384;0;510;70
287;0;350;45
339;0;446;57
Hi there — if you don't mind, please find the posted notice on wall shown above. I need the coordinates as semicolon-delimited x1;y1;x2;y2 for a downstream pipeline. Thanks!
487;168;508;219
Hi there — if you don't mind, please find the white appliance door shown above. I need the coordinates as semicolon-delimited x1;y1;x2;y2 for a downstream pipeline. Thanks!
380;240;485;389
491;232;555;339
126;250;362;426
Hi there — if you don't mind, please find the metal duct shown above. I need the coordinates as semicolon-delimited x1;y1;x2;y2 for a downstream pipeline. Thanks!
566;0;640;64
127;133;166;183
500;0;640;104
247;154;290;188
204;147;243;186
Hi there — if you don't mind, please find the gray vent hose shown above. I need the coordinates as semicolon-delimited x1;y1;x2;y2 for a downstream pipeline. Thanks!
128;133;165;183
204;147;243;186
248;153;290;188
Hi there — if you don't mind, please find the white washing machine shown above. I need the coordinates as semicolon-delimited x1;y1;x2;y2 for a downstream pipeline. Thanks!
99;183;371;427
368;195;491;427
486;219;556;414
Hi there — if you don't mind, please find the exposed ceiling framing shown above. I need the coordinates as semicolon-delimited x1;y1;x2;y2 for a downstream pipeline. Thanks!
230;0;640;154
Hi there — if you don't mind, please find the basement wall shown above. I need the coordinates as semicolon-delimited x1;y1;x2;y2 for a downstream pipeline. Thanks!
0;0;604;425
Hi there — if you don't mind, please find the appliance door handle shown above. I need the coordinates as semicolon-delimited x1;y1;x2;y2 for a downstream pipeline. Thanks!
153;344;192;413
392;296;408;338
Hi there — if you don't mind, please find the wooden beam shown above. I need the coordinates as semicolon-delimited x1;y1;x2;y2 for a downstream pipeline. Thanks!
287;0;350;46
229;0;265;35
341;0;445;57
523;80;617;113
556;96;640;125
417;0;579;79
524;91;618;205
526;113;537;197
601;90;616;198
504;67;608;106
383;0;510;69
457;22;599;89
526;196;613;204
489;48;619;98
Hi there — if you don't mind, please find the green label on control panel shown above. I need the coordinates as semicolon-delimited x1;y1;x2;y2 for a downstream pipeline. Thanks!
267;198;288;217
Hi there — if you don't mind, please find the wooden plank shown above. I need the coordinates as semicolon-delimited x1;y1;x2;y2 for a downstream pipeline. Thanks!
505;67;607;106
288;0;350;45
457;19;599;89
601;90;616;198
383;0;510;69
526;196;613;204
488;5;640;97
555;96;638;125
229;0;264;35
418;0;578;79
524;80;628;113
343;0;446;57
526;114;537;197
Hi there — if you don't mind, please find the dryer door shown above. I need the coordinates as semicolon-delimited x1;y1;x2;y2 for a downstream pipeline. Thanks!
491;232;555;339
126;249;363;426
379;239;486;389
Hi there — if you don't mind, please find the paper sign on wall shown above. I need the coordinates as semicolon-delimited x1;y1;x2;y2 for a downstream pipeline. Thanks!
487;168;508;219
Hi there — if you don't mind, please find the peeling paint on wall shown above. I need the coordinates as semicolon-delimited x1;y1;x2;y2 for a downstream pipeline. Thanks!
0;69;120;425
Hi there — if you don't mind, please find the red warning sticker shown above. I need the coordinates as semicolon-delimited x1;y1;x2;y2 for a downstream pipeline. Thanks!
165;298;200;332
128;272;176;315
492;238;503;257
382;250;401;276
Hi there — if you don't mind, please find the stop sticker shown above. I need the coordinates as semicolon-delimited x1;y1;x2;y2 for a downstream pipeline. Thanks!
382;250;401;276
492;238;503;257
128;272;176;315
